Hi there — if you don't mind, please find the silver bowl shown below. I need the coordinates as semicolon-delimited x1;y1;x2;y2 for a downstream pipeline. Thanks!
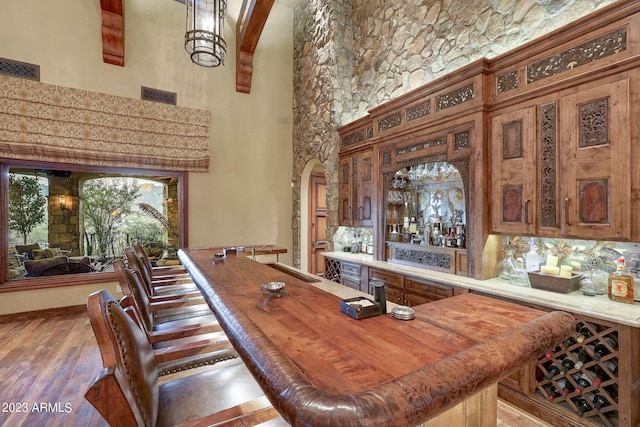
262;281;286;292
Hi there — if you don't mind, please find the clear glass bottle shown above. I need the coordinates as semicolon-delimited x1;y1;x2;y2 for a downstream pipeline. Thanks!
510;258;531;287
498;249;518;280
608;257;634;304
525;238;542;272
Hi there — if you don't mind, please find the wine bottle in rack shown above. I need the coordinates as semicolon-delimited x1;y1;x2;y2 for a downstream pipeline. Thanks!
574;348;593;369
593;393;611;411
593;335;618;360
546;384;561;401
589;366;610;387
604;384;619;403
576;325;593;343
559;378;575;397
573;372;592;393
563;335;577;348
545;363;561;379
545;346;561;359
602;359;618;374
560;355;575;374
576;393;595;417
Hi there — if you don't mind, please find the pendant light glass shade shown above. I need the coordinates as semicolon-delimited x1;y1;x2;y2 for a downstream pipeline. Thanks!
185;0;227;67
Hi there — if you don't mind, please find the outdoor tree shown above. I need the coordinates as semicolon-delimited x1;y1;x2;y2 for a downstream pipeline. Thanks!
8;174;47;245
82;178;140;259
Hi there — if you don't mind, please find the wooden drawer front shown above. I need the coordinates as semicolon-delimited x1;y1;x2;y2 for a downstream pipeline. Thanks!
369;268;403;288
340;276;360;291
341;262;361;278
405;278;453;300
385;286;404;305
405;292;433;307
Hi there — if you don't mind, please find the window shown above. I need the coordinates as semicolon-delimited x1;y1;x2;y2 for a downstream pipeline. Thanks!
2;160;187;290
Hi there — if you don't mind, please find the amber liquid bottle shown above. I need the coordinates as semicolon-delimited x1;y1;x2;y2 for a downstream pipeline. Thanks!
608;258;635;304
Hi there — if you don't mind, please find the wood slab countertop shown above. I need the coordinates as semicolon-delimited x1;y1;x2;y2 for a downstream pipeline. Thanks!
179;248;575;427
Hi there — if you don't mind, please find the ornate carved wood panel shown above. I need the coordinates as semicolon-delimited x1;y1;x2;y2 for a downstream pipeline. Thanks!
539;103;558;229
502;120;523;160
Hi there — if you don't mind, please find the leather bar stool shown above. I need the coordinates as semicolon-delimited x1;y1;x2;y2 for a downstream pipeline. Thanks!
85;290;285;427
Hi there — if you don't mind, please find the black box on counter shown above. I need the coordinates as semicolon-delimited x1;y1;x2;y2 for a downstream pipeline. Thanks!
339;297;380;320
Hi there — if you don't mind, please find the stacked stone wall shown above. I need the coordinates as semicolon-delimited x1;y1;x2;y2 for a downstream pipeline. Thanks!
291;0;614;267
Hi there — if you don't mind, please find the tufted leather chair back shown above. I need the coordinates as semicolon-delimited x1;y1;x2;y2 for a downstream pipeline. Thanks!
105;296;159;427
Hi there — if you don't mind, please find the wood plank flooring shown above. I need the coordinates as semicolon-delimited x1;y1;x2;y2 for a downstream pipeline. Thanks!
0;311;553;427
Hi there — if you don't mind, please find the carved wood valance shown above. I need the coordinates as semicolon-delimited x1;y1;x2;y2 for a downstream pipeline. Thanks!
0;76;210;171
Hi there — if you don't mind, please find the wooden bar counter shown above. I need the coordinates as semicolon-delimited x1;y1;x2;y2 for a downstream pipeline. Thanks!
179;248;575;427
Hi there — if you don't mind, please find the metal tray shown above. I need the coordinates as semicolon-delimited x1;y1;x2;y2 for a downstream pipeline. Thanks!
528;271;582;293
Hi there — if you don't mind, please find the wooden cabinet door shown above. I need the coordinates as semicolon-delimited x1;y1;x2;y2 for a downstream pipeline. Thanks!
559;79;631;240
356;150;373;226
491;106;538;235
338;155;353;226
369;268;404;304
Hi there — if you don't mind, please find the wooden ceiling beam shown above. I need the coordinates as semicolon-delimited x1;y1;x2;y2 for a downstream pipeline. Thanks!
236;0;276;93
100;0;124;66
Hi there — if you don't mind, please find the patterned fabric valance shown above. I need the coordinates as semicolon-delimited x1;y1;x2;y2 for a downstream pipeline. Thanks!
0;76;210;171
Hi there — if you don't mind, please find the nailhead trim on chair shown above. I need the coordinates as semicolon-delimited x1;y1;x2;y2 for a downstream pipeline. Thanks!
158;352;238;376
107;300;154;427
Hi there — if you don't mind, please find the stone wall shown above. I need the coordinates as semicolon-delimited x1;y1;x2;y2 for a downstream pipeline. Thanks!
291;0;615;267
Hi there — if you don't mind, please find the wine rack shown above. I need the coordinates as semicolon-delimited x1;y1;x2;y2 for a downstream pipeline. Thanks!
325;258;341;283
535;317;620;426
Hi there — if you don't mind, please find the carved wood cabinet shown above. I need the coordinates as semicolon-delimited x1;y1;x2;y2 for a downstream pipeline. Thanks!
338;117;375;227
336;1;640;279
338;149;373;227
491;76;634;240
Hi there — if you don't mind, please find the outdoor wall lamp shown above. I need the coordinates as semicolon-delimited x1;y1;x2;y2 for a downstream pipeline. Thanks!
58;195;69;211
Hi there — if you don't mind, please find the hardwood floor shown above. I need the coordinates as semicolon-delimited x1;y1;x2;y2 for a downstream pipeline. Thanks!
0;311;553;427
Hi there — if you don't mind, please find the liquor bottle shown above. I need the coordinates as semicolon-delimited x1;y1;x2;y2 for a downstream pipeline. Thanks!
608;257;635;303
576;326;592;343
574;349;592;369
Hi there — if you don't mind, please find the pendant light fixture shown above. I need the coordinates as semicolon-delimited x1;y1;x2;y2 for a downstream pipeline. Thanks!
184;0;227;67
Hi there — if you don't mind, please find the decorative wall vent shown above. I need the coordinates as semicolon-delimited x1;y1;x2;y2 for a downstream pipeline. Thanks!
341;130;364;147
0;58;40;81
378;111;402;132
436;83;474;111
406;99;431;122
141;86;178;105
